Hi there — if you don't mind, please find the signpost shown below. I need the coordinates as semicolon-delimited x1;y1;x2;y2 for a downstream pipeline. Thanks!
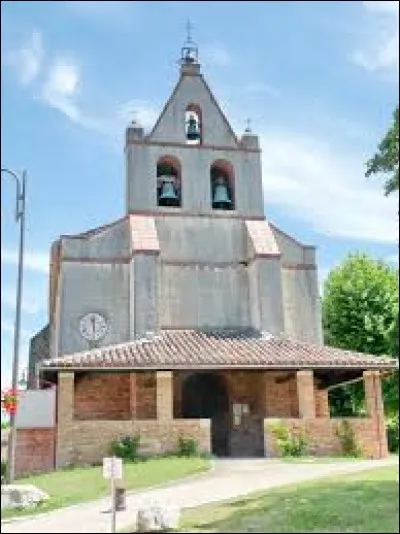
103;456;123;533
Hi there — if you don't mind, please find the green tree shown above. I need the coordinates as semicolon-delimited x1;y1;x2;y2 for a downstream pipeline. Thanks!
366;106;399;196
322;252;398;415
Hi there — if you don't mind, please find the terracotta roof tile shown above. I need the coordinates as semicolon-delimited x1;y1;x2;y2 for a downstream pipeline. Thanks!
245;221;280;257
41;329;398;371
130;215;160;253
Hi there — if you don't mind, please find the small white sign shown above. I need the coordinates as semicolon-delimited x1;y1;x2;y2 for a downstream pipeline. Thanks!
103;457;123;480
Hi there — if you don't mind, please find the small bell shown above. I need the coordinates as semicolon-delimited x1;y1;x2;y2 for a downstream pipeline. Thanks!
186;114;200;141
158;176;179;207
212;177;232;210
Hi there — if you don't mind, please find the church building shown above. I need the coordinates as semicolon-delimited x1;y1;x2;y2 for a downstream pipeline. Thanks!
26;35;396;468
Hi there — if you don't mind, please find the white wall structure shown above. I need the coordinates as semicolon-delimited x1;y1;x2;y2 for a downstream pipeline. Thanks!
15;389;56;429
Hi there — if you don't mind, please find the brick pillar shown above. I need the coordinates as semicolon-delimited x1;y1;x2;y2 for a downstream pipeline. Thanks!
56;372;74;467
130;372;137;419
315;389;330;418
363;371;388;458
157;371;173;420
297;370;316;418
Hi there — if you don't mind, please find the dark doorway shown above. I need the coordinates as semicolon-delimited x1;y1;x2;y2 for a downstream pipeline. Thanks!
181;372;229;456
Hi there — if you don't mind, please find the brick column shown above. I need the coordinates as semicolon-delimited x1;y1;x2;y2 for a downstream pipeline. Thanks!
56;372;74;467
363;371;388;458
297;370;316;418
156;371;173;420
130;372;137;419
315;389;330;418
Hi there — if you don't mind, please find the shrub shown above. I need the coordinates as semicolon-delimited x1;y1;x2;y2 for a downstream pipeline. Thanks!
386;414;399;453
108;434;141;462
177;436;199;457
336;420;362;457
267;421;308;457
1;460;7;484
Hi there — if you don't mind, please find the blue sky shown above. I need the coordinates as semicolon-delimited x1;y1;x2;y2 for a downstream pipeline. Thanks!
1;1;398;389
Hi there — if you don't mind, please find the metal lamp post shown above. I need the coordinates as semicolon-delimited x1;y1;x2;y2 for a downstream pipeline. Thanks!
1;168;26;484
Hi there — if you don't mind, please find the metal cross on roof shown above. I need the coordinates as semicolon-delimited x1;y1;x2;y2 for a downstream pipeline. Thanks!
245;118;252;133
186;20;194;43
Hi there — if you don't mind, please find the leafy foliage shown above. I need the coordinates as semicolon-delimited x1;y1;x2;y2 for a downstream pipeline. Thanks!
335;420;362;457
177;436;199;457
366;106;399;196
268;421;309;457
386;414;399;453
108;434;141;462
322;252;399;415
1;460;6;484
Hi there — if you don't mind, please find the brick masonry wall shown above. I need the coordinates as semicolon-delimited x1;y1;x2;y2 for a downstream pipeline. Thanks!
264;417;387;459
56;420;211;467
15;428;55;477
75;372;131;420
74;371;157;420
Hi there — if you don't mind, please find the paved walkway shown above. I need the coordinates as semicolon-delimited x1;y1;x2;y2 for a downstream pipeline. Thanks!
2;457;398;533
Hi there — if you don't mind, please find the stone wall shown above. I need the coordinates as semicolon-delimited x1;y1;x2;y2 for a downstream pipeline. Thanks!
15;428;55;477
264;417;386;459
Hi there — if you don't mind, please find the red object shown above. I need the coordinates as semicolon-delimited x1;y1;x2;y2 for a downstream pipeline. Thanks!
1;387;20;415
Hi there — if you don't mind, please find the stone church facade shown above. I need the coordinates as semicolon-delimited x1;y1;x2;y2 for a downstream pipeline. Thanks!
26;38;396;469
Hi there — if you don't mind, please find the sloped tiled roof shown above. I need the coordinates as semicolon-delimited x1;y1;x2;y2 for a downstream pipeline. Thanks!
41;329;398;371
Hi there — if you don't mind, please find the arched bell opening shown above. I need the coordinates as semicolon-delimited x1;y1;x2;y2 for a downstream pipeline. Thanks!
181;372;230;456
210;159;235;211
157;155;182;207
185;104;202;145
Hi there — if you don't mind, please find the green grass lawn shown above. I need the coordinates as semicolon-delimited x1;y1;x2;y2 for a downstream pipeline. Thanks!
180;465;399;533
2;456;210;520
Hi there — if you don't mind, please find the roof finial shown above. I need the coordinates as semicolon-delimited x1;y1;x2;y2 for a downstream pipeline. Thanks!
186;19;193;44
181;20;199;66
245;118;252;133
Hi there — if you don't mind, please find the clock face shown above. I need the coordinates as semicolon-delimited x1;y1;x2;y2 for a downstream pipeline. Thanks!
79;313;108;342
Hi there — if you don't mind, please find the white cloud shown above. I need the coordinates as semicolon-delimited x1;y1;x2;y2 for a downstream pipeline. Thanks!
202;45;233;68
351;1;399;73
1;249;49;274
41;61;82;121
261;131;398;244
116;100;160;132
3;31;44;86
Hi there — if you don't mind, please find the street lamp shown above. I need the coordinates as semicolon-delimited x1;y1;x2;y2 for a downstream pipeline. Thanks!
1;168;26;484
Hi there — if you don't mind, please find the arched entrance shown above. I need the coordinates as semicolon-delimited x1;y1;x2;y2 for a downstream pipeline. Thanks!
181;372;230;456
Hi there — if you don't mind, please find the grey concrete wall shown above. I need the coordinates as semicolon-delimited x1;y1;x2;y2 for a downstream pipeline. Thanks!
126;143;264;217
160;264;250;329
248;258;285;335
132;254;159;338
270;225;310;264
156;216;247;263
61;219;130;260
58;263;130;355
149;73;237;146
281;268;323;344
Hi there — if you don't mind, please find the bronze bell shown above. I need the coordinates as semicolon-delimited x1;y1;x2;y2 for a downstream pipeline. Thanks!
158;177;179;207
212;177;232;210
186;115;200;141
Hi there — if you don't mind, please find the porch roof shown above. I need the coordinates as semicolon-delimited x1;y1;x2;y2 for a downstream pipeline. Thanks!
40;329;398;372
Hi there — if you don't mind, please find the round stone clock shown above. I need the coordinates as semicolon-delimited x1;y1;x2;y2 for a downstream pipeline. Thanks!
79;312;108;342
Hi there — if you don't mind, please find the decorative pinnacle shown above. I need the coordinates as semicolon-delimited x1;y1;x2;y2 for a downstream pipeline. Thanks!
245;118;252;133
185;20;193;44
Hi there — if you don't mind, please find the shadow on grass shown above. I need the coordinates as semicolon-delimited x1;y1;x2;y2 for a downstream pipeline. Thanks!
181;469;399;533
